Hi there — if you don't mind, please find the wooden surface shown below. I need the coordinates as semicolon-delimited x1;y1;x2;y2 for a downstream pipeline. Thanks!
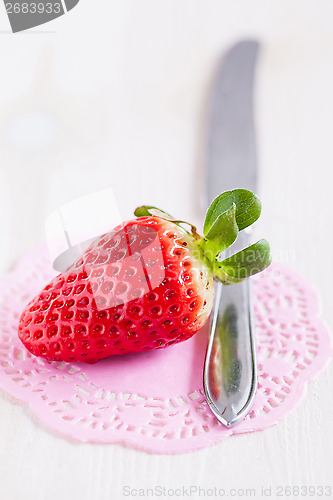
0;2;333;499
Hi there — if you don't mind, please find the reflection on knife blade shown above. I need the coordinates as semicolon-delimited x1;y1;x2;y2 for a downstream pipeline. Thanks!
209;303;243;399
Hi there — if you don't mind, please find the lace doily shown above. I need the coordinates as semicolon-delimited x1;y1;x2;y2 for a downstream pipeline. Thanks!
0;244;332;454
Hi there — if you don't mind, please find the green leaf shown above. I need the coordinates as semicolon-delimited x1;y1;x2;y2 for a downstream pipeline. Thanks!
134;205;201;238
134;205;174;219
205;203;237;241
203;202;239;258
219;239;271;283
204;189;262;236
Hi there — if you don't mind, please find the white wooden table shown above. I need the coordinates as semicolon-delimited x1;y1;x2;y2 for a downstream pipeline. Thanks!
0;2;332;499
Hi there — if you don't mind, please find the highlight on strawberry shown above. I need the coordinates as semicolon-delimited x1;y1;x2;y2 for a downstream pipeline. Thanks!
18;189;271;363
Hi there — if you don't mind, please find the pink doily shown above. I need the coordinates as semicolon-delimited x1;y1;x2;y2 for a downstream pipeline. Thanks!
0;244;332;454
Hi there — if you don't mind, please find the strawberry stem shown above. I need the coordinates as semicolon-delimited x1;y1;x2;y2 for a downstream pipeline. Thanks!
196;189;271;284
134;189;272;285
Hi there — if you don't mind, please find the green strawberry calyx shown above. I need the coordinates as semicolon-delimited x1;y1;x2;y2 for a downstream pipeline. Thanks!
134;189;272;285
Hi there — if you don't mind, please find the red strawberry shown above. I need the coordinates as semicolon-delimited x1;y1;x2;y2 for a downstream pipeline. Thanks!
18;190;271;363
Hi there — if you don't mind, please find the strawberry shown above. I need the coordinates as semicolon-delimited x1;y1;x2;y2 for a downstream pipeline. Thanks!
18;189;271;363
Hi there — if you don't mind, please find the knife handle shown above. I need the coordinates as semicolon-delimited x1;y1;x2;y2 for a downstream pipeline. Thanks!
203;277;257;427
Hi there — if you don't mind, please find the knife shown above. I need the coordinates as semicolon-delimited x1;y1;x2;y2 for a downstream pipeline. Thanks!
203;40;260;427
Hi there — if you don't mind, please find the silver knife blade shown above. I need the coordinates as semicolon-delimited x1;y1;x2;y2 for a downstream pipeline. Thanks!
203;40;260;427
206;40;259;201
